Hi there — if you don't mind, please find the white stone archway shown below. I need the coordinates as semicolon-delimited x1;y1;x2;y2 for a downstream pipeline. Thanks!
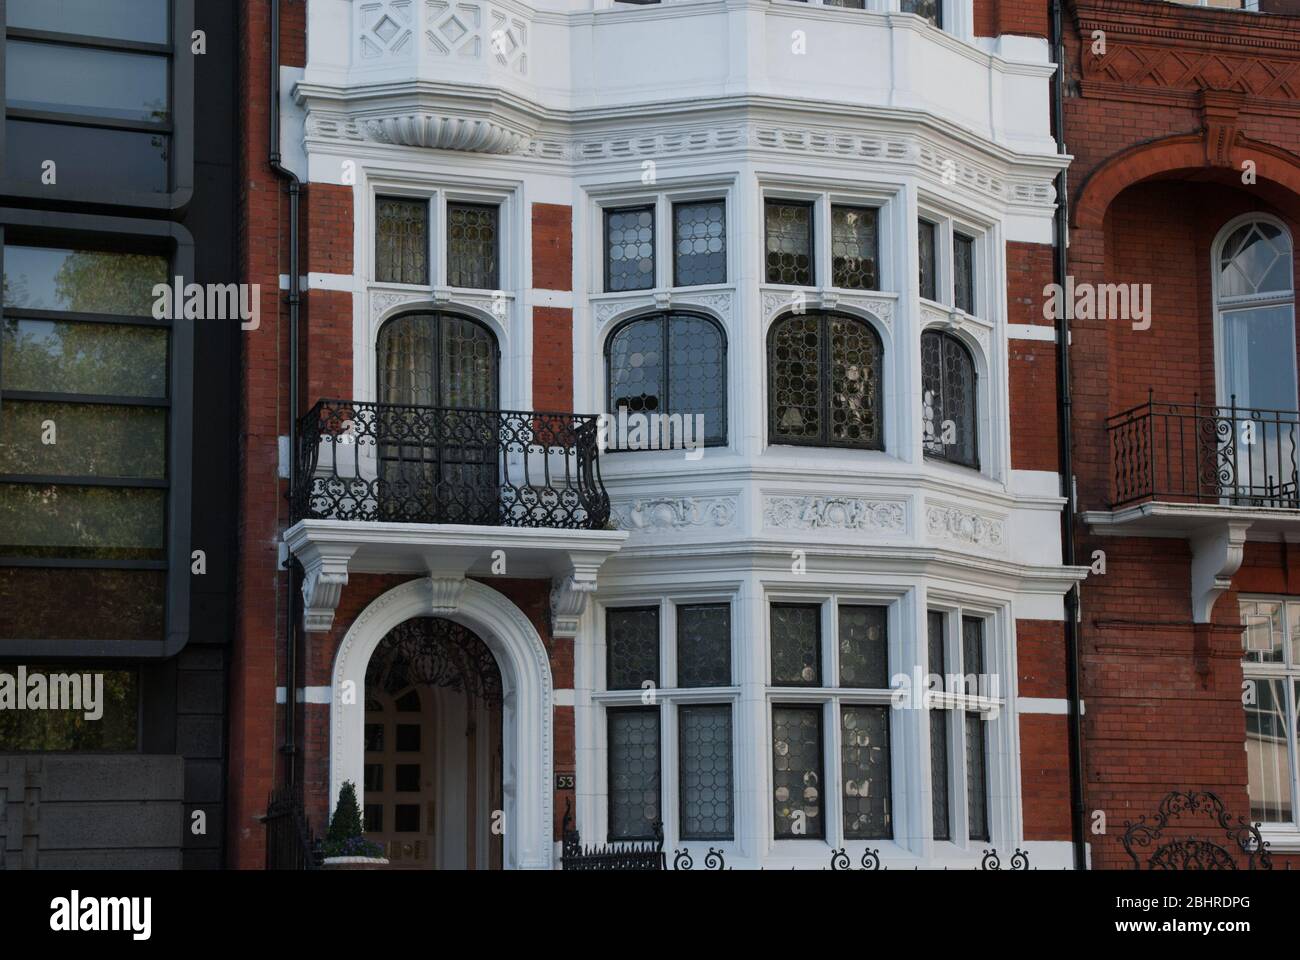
331;577;554;869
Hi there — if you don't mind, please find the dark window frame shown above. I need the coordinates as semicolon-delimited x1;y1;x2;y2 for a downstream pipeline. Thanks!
675;601;732;688
771;702;826;840
375;309;502;410
0;208;195;658
769;601;823;688
829;203;880;292
375;195;431;286
676;701;734;841
901;0;944;29
921;327;979;469
671;198;727;288
604;310;729;448
605;604;661;691
606;704;662;841
766;309;885;451
840;703;894;840
0;0;194;211
603;203;656;294
445;200;500;291
763;198;816;287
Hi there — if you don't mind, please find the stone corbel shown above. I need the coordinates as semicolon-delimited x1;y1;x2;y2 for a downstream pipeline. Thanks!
820;289;839;310
428;576;467;615
654;290;672;310
1189;520;1252;623
550;559;602;640
298;542;357;633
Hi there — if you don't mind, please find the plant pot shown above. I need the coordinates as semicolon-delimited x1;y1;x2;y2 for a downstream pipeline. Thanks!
322;856;390;870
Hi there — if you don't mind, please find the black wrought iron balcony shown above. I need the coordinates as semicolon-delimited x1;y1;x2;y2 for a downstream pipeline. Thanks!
293;400;611;529
1108;394;1300;509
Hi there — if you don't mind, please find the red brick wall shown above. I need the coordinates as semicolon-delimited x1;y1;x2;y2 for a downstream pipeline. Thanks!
973;0;1049;39
531;203;572;292
533;307;574;411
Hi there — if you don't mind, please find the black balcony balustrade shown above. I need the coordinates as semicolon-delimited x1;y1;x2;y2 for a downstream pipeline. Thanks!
293;399;611;529
1108;392;1300;509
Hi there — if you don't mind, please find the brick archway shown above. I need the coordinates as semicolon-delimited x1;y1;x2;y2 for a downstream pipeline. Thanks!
1074;132;1300;230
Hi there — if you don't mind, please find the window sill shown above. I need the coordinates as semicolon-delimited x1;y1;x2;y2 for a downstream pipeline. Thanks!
1260;828;1300;853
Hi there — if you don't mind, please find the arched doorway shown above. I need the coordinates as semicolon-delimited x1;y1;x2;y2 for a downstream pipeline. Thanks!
362;617;504;869
331;578;556;869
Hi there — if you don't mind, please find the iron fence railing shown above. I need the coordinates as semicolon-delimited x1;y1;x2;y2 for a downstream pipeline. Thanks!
293;399;611;529
1108;393;1300;509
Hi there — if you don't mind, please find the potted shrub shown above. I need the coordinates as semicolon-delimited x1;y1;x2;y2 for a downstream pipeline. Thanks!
321;781;388;869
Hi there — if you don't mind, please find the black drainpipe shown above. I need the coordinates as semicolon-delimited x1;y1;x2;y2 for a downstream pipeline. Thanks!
270;0;303;789
1049;0;1088;871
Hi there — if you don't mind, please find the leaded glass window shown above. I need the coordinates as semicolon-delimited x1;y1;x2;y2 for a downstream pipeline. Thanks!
673;200;726;287
831;205;879;290
966;712;988;841
918;218;937;301
605;205;655;292
837;605;888;688
901;0;942;27
962;615;985;679
771;603;820;686
772;705;824;838
921;329;978;468
376;197;430;285
928;610;951;841
377;311;498;409
842;705;892;839
678;704;734;839
446;202;499;290
677;603;731;688
768;311;883;449
608;707;661;840
765;200;813;286
607;606;660;690
954;232;975;314
606;312;726;446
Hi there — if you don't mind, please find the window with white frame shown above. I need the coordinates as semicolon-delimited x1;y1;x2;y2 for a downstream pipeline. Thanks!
601;194;727;293
921;328;978;468
918;212;982;317
765;195;884;291
1239;598;1300;830
374;193;502;290
768;601;894;842
602;602;736;842
926;609;993;842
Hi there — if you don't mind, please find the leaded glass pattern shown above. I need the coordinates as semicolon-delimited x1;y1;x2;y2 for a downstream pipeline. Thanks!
831;205;879;290
842;705;892;839
837;605;888;688
677;603;731;688
828;314;882;447
376;197;429;285
377;312;498;408
609;708;661;840
931;710;951;840
673;200;726;287
901;0;942;27
918;218;937;301
768;311;883;449
966;712;988;840
954;233;975;314
446;203;499;290
678;704;734;839
771;603;820;686
921;329;978;468
607;606;660;690
765;200;813;286
606;312;726;446
606;206;655;292
772;705;824;838
962;615;985;678
1219;220;1293;298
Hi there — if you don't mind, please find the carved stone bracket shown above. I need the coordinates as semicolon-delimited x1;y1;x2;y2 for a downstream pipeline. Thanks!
1190;520;1252;623
1200;90;1245;168
550;561;601;640
428;576;467;615
298;542;357;633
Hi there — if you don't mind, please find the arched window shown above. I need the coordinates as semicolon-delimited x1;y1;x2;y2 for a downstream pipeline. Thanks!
375;312;500;523
377;310;499;409
606;312;726;447
768;310;883;449
921;329;978;468
1214;218;1297;503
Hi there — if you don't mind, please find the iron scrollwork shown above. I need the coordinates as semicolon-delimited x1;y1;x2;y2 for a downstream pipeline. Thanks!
366;617;503;705
1120;790;1273;870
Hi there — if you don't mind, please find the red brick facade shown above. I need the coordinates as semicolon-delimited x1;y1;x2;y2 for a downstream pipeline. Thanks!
1063;0;1300;868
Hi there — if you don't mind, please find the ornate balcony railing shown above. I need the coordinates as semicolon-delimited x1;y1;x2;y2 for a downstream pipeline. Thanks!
293;399;611;529
1108;394;1300;509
